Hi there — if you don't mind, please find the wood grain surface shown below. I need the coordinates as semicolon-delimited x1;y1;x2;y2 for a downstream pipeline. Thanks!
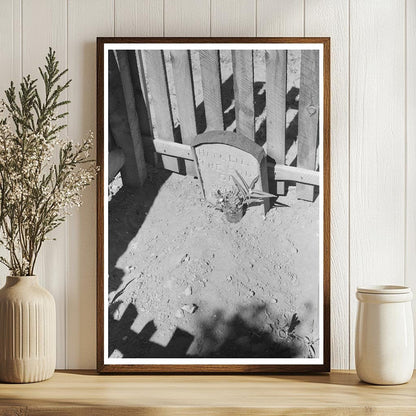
170;49;197;175
199;50;223;130
232;50;255;141
0;371;415;415
266;49;287;194
142;50;179;172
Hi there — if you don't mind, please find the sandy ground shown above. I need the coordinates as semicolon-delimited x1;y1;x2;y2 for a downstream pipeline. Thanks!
108;166;319;359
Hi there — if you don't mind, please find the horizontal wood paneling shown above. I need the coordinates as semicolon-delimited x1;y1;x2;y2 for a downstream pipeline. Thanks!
0;0;412;370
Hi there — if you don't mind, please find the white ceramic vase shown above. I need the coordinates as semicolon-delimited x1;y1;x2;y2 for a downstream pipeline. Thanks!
0;276;56;383
355;285;414;385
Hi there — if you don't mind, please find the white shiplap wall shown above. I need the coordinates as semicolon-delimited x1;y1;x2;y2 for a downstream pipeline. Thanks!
0;0;413;370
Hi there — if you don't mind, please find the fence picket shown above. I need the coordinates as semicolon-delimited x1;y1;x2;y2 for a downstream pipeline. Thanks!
109;51;143;187
170;50;197;175
135;51;153;133
134;50;156;165
127;51;152;137
266;50;287;195
232;50;255;140
297;50;319;201
116;50;147;186
199;50;223;130
142;50;179;173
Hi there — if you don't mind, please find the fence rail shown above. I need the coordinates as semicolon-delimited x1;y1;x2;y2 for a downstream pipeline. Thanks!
108;48;320;201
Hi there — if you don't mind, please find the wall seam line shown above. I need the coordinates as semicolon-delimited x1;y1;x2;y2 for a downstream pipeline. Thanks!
304;0;306;36
404;0;407;287
209;0;212;36
348;0;352;370
20;0;23;80
113;0;116;37
64;0;69;370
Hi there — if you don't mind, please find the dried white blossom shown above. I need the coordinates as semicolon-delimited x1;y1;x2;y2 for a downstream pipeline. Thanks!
0;50;96;276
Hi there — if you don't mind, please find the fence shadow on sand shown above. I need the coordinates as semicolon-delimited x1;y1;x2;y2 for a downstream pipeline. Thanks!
108;167;172;294
108;302;303;359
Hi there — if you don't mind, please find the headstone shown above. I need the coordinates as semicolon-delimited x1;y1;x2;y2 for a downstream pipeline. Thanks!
191;131;270;213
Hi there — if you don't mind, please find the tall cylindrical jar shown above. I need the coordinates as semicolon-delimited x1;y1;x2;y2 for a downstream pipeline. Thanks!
355;285;414;385
0;276;56;383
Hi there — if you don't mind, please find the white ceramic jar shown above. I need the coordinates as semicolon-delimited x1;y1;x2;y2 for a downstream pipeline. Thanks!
0;276;56;383
355;285;414;385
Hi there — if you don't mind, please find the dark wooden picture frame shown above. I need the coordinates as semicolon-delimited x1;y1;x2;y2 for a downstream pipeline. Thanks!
97;37;330;373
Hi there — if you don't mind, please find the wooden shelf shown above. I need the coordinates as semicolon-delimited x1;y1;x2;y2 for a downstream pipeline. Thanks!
1;370;415;415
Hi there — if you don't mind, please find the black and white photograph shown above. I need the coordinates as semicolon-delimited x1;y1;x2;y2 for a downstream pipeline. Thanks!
98;39;330;372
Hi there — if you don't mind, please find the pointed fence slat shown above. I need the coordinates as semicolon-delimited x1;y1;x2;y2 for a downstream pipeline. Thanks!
135;51;153;136
116;50;147;186
127;50;152;138
232;50;255;140
108;51;143;188
134;50;157;165
297;50;320;201
170;50;197;176
266;50;287;195
199;50;223;131
142;50;179;173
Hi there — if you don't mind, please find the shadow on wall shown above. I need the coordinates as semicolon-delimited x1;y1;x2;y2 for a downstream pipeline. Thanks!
108;302;304;359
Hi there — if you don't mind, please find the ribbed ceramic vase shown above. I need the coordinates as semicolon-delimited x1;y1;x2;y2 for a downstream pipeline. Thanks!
355;285;414;385
0;276;56;383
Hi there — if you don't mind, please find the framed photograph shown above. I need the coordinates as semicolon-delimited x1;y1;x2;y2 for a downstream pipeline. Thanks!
97;37;330;373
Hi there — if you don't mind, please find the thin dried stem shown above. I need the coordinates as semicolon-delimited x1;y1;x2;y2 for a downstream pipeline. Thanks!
0;49;96;276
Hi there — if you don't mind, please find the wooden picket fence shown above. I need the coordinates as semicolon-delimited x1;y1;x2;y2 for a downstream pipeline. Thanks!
108;49;320;201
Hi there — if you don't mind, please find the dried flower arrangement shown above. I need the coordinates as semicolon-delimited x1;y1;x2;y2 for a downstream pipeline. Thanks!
0;49;96;276
214;171;275;223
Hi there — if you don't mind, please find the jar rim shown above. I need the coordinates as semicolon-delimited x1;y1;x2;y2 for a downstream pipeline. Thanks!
357;285;411;294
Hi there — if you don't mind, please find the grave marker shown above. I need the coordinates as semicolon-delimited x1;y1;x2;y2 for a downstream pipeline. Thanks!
191;131;270;213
